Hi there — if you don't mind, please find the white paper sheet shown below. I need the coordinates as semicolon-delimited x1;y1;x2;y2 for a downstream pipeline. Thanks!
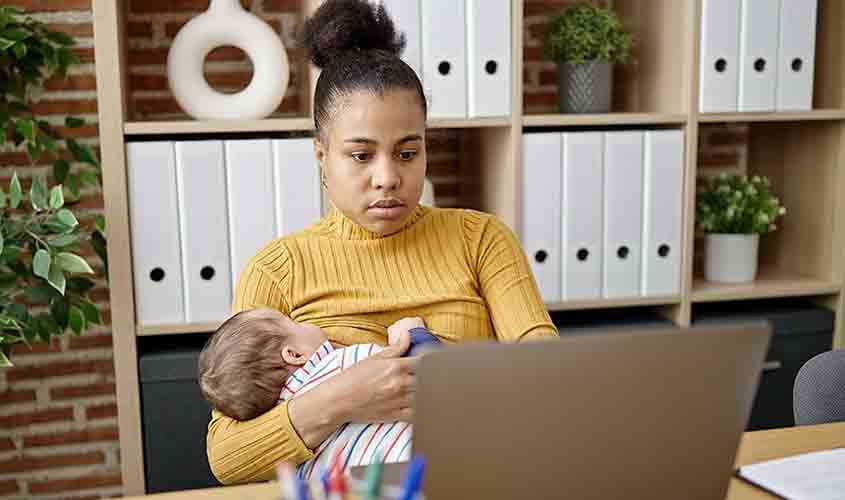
738;448;845;500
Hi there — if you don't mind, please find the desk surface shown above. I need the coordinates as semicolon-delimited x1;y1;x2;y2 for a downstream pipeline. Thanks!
127;422;845;499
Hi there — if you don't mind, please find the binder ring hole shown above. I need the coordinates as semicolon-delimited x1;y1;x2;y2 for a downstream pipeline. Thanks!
617;246;630;260
485;60;498;75
150;268;165;282
576;248;590;262
791;58;803;72
658;244;671;258
754;58;766;72
715;58;727;73
438;61;451;76
200;266;216;281
534;250;548;263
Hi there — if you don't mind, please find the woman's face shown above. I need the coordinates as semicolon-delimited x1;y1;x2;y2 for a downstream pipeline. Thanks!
315;88;427;235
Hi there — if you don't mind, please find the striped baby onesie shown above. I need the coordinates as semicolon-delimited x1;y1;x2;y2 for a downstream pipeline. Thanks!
279;341;413;479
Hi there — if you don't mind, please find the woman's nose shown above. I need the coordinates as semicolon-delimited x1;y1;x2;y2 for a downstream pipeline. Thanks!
371;159;401;191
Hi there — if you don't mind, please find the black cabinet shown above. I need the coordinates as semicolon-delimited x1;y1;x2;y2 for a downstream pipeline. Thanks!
693;299;834;431
138;334;220;493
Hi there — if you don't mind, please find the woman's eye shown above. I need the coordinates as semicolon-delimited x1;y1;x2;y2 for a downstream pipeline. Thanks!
398;150;417;161
351;152;372;162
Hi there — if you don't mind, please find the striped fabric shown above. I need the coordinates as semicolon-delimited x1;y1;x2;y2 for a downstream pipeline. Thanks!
280;342;412;479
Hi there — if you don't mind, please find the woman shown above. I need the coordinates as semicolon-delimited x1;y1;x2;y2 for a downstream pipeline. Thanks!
206;0;557;484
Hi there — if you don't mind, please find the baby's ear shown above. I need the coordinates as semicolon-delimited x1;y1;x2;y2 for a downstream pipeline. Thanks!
281;346;308;366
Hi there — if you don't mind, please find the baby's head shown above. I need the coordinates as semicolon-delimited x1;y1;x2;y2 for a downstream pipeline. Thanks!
197;308;327;421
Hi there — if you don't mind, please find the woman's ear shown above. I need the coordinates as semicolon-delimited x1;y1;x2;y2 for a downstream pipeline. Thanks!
314;138;328;187
281;346;308;366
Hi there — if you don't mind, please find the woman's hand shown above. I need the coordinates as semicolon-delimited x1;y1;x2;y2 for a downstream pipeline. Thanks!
388;316;426;345
287;332;418;449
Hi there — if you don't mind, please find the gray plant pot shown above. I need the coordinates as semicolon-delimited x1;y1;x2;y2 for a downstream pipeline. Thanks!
558;61;613;114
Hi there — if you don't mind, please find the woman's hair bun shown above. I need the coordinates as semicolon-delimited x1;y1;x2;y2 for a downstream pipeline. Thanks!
301;0;406;69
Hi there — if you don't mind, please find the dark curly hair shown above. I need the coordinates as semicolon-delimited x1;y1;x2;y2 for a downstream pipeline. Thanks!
300;0;427;143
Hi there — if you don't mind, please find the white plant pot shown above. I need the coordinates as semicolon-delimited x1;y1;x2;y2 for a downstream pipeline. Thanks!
166;0;289;120
704;233;760;283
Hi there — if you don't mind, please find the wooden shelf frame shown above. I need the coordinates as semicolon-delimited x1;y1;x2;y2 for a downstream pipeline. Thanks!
92;0;845;494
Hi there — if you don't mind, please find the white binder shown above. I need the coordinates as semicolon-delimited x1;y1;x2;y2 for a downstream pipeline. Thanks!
174;141;233;323
738;0;780;112
602;131;643;299
699;0;741;112
562;132;603;301
273;138;322;236
776;0;817;111
224;139;277;289
421;0;467;118
642;130;684;297
127;141;185;326
521;133;562;303
467;0;511;117
381;0;422;79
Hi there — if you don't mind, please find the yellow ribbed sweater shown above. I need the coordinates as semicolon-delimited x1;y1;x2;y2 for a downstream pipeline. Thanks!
207;205;556;484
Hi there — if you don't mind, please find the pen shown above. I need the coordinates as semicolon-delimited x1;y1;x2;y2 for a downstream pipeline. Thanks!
397;455;425;500
363;453;384;500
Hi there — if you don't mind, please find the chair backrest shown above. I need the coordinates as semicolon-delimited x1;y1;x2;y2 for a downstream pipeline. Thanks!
793;349;845;426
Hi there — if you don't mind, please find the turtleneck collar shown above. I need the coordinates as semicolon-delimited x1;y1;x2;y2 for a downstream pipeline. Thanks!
325;204;428;240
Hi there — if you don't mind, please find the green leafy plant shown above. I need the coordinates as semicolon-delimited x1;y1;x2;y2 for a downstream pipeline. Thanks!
1;6;107;367
543;3;633;65
696;174;787;235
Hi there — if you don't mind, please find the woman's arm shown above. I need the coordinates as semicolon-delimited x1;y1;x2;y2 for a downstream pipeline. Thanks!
208;249;416;484
467;212;558;342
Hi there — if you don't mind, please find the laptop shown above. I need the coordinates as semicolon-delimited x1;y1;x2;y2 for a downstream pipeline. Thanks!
405;323;771;499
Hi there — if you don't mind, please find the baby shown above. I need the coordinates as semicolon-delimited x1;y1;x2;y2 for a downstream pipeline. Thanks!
197;307;440;479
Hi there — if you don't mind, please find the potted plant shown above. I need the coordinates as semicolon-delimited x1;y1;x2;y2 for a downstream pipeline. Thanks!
0;6;107;366
696;174;786;283
543;3;633;114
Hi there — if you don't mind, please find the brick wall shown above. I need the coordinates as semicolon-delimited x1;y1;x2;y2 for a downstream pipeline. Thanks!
1;1;747;498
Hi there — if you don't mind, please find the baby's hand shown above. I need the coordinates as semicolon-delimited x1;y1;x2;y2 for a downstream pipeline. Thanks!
388;317;426;345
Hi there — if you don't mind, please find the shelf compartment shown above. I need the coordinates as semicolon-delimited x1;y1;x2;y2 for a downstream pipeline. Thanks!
523;113;687;127
523;0;692;115
698;110;845;124
545;295;681;312
691;270;840;303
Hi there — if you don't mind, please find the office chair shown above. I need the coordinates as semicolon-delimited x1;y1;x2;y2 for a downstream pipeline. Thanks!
793;349;845;426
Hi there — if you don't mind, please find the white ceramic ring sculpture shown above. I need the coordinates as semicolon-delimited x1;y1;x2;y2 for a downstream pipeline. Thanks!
167;0;289;120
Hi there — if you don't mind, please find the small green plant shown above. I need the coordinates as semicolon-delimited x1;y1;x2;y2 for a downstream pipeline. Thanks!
1;6;107;367
543;3;633;65
696;174;787;235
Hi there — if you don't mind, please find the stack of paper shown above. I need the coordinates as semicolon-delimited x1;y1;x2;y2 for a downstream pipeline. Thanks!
737;448;845;500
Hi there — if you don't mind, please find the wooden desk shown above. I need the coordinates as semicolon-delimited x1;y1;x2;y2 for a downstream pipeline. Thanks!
125;422;845;499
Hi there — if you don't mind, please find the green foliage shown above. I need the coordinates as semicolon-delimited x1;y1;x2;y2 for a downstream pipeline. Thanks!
543;3;633;65
696;174;787;235
0;6;106;367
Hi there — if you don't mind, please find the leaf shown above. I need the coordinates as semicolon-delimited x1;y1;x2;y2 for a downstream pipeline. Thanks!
48;234;79;248
11;41;26;59
66;174;80;199
0;38;14;51
0;350;11;368
65;116;84;128
53;159;70;184
78;300;101;325
79;169;99;187
55;252;94;274
0;229;3;256
29;176;49;211
2;29;30;41
67;277;95;294
0;189;6;209
50;297;69;329
47;30;75;46
24;284;58;304
94;215;106;234
9;173;22;209
68;305;85;335
14;118;34;142
47;264;66;295
67;138;99;168
33;249;51;279
91;231;108;280
56;209;78;229
49;185;64;209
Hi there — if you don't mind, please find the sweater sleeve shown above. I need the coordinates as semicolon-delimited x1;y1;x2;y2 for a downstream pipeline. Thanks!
464;212;558;342
207;246;314;484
